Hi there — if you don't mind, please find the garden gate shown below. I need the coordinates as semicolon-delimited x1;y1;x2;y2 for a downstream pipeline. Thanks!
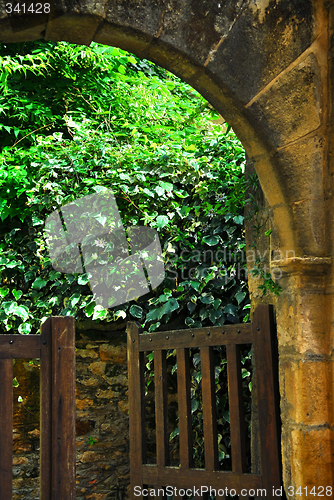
0;317;76;500
127;304;282;499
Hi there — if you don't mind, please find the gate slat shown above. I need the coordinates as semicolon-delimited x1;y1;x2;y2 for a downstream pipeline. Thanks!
226;344;246;473
201;346;218;471
40;318;52;500
176;348;193;468
154;349;169;467
0;359;13;500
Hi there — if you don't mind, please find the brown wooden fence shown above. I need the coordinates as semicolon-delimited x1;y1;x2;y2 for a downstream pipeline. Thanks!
127;304;282;499
0;317;76;500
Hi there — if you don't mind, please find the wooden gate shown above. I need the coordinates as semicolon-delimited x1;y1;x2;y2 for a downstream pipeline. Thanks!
0;317;76;500
127;304;282;499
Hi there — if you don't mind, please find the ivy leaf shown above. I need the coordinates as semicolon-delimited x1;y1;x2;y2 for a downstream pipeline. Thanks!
49;270;61;281
146;307;161;322
69;293;80;307
199;294;214;304
165;81;175;91
213;298;221;310
155;186;165;197
158;181;173;191
222;410;230;423
13;305;29;321
174;189;189;198
233;215;244;224
187;301;196;314
146;298;179;322
170;427;179;441
3;301;17;315
156;215;169;230
0;288;9;298
92;305;108;320
78;274;90;285
223;303;238;316
202;235;220;246
191;399;199;413
148;322;160;332
235;291;246;304
18;322;32;334
129;304;143;319
85;302;95;317
158;298;179;318
12;289;23;301
31;277;48;290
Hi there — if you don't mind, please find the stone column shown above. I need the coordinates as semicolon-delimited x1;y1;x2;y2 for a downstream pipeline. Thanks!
271;257;334;492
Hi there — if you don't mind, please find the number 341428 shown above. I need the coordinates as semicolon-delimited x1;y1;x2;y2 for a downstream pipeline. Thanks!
6;3;50;14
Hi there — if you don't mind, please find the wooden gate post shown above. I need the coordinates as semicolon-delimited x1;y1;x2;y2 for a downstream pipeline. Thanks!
0;359;13;500
41;316;76;500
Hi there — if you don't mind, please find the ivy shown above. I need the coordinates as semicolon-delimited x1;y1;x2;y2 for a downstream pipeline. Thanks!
0;40;250;336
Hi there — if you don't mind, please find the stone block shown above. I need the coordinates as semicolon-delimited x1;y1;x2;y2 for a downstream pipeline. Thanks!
291;198;326;256
118;400;129;414
276;287;330;355
274;135;325;203
76;398;95;410
247;53;321;149
89;361;106;375
158;0;247;67
76;348;99;359
143;37;201;83
78;451;107;463
96;388;115;399
86;494;108;500
0;17;47;42
282;359;330;425
99;344;127;364
76;419;95;436
78;376;100;387
101;0;164;36
207;0;314;104
291;428;333;487
46;13;101;45
13;456;28;465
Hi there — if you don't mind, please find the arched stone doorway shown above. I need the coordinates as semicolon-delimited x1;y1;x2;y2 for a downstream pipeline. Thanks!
1;0;333;494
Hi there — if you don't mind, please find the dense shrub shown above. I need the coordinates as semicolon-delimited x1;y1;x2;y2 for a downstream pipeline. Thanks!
0;40;249;335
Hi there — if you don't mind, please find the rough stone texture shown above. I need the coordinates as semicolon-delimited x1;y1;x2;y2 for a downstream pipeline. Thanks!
1;0;334;496
12;329;129;500
207;0;315;104
247;53;322;149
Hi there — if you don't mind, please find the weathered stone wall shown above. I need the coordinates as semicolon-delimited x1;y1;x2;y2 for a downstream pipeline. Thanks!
2;0;334;495
12;327;130;500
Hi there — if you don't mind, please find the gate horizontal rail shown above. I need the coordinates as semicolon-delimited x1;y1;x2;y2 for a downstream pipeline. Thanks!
127;304;282;499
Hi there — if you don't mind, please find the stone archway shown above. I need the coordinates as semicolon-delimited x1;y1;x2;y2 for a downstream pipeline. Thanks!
1;0;334;495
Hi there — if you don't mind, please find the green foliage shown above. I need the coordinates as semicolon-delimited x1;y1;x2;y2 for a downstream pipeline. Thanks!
0;39;256;472
244;173;282;297
0;40;249;335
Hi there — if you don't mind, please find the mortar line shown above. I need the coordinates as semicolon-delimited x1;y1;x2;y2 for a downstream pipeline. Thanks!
245;32;323;108
275;124;324;151
204;0;251;67
155;5;166;38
